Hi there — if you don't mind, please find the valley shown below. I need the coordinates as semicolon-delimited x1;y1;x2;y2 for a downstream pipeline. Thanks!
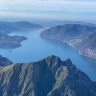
0;29;95;81
0;21;96;96
0;0;96;95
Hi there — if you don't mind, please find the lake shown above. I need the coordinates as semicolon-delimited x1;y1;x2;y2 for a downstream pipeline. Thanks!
0;29;96;81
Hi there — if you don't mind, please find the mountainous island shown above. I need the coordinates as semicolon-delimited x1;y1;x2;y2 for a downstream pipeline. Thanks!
0;33;27;49
0;55;96;96
40;24;96;59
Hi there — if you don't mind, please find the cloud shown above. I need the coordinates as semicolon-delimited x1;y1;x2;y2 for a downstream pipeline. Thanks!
0;0;96;21
0;0;96;12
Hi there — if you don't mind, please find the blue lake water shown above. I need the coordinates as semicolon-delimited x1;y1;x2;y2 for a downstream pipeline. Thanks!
0;29;96;81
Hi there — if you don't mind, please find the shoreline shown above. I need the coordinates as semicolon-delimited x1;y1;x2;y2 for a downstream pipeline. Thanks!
41;35;96;60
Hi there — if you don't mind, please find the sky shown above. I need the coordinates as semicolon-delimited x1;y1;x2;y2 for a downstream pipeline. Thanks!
0;0;96;22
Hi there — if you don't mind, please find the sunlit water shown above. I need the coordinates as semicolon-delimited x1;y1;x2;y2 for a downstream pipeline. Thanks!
0;29;96;81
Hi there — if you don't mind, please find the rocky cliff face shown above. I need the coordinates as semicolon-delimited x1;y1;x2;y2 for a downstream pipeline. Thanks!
0;55;96;96
40;24;96;59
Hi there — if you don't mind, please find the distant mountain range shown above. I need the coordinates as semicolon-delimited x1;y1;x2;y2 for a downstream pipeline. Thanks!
0;21;43;33
35;20;96;27
40;24;96;59
0;55;96;96
0;21;43;49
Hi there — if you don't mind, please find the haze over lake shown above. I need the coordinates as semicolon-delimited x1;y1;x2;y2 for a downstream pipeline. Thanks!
0;29;96;81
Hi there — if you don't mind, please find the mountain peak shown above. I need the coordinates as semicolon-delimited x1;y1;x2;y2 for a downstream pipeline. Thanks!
0;55;96;96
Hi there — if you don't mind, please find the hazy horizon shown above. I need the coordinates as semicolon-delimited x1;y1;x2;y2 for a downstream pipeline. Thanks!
0;0;96;22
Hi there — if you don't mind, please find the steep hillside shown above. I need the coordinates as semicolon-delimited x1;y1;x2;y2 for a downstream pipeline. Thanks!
69;33;96;59
0;55;12;66
40;24;96;59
